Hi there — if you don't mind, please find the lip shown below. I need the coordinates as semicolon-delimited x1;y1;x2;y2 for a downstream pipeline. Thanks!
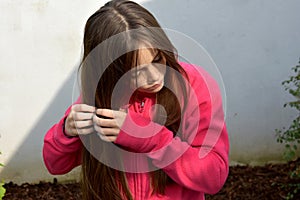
147;81;162;90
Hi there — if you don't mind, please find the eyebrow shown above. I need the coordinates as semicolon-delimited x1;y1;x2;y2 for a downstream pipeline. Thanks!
137;52;160;71
152;51;160;60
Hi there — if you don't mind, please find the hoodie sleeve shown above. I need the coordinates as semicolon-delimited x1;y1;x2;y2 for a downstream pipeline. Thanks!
43;97;83;175
114;63;229;194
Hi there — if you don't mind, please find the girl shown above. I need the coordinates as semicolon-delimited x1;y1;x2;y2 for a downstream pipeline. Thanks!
43;0;229;199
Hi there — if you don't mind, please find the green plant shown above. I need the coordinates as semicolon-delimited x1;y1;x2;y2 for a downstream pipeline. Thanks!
0;152;5;199
0;182;5;200
276;58;300;199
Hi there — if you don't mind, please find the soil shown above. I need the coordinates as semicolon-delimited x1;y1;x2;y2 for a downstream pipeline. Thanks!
3;159;300;200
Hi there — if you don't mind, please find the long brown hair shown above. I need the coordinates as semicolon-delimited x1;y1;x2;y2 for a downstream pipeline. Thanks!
79;1;189;199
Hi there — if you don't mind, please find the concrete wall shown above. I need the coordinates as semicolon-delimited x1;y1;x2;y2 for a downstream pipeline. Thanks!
0;0;299;183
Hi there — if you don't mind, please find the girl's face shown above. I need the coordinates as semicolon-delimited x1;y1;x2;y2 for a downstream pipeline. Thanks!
131;48;166;93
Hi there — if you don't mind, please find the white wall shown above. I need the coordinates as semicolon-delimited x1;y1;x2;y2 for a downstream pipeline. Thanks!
0;0;299;183
143;0;300;164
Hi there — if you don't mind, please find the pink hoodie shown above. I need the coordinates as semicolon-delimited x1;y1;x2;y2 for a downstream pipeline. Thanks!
43;62;229;200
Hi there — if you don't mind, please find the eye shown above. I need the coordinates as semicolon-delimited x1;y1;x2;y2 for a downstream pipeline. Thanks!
136;70;141;76
152;53;162;63
131;71;139;78
132;68;144;78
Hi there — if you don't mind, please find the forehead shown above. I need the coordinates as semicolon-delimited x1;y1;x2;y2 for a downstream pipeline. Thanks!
137;47;158;65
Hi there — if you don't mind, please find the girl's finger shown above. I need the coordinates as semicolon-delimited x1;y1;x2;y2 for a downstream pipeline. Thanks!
94;125;119;136
93;115;117;128
73;112;94;121
76;127;95;135
95;109;126;128
98;133;117;142
101;127;119;136
96;109;115;119
75;120;94;129
72;104;96;113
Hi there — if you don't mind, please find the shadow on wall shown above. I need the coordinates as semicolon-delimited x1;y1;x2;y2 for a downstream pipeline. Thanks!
0;68;79;183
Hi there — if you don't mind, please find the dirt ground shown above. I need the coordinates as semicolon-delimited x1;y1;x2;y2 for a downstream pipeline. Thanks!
3;159;300;200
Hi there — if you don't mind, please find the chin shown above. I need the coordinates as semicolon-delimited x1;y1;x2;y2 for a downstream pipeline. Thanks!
152;84;164;93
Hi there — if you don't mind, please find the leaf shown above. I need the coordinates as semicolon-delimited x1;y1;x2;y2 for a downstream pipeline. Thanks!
0;182;5;199
293;145;297;150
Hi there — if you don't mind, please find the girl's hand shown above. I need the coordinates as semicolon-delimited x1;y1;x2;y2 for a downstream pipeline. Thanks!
93;108;127;142
65;104;96;137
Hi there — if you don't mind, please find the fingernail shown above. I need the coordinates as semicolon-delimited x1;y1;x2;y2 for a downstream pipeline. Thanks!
120;104;130;112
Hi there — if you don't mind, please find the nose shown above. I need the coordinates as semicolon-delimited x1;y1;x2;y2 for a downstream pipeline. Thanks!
146;65;159;84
